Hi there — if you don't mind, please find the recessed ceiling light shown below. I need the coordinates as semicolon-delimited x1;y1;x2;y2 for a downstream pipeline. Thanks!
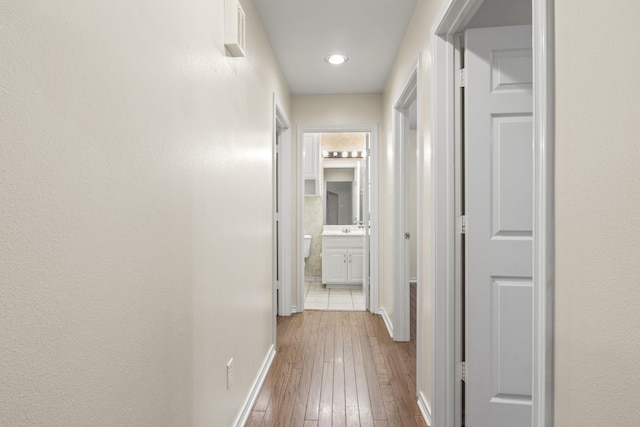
325;54;348;65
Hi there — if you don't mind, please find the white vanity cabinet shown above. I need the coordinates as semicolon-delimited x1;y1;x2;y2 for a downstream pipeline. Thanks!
322;235;363;287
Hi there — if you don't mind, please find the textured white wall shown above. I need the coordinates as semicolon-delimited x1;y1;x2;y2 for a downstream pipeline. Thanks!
290;94;383;308
0;0;289;425
555;1;640;424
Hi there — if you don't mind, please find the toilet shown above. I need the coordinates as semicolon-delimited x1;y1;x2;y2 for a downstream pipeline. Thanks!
303;235;312;259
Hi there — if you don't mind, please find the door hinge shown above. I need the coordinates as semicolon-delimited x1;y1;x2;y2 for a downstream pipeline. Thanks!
457;68;467;88
456;361;467;382
456;215;467;235
404;232;411;240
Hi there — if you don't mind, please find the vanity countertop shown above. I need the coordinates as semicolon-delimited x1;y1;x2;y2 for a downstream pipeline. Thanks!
321;229;365;237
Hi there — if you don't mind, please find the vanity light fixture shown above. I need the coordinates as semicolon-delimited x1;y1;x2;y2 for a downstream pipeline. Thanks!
322;151;365;158
325;54;348;65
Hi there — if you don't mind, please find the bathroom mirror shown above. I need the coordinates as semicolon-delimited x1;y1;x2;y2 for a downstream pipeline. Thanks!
323;161;363;225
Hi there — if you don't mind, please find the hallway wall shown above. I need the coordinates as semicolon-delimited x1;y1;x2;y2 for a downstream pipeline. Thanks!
290;94;383;309
555;1;640;424
381;0;447;411
0;0;289;425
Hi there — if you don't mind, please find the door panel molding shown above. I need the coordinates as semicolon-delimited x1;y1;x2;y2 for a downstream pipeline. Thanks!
465;25;534;426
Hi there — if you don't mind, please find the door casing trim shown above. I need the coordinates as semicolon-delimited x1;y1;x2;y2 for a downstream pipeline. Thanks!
430;1;555;426
392;57;421;343
273;95;292;322
295;124;380;314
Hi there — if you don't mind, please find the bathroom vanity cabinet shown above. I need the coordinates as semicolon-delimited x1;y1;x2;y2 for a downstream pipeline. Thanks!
321;235;363;287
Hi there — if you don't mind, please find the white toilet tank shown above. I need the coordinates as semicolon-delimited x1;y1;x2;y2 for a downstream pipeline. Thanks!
303;235;312;259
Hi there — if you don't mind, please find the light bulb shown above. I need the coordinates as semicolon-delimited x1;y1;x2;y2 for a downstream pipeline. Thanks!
325;54;348;65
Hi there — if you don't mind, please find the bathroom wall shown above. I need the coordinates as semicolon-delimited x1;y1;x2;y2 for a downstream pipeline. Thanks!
304;195;323;280
324;167;355;182
0;0;290;425
322;132;368;152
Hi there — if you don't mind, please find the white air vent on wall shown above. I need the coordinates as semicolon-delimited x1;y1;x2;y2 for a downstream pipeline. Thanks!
225;0;246;57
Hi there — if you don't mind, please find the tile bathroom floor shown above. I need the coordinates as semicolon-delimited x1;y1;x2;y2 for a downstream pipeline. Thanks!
303;281;366;311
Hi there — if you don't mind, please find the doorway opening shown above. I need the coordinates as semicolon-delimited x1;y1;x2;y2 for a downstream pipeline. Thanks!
392;60;421;343
296;126;379;314
273;97;292;330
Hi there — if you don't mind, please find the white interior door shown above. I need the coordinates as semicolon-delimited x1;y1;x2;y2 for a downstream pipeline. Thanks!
464;25;533;427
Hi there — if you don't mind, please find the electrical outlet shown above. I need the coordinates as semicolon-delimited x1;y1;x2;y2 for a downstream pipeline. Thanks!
227;358;234;389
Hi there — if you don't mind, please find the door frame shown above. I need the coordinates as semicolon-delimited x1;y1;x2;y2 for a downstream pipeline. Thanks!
273;95;292;324
296;124;379;313
430;1;555;426
392;57;421;343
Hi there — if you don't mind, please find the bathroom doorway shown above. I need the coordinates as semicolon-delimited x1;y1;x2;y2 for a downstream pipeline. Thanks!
296;126;379;313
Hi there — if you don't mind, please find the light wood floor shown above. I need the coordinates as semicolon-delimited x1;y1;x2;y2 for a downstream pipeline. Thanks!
248;310;427;427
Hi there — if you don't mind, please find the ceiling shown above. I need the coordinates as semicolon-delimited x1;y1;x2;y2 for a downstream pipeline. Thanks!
253;0;418;95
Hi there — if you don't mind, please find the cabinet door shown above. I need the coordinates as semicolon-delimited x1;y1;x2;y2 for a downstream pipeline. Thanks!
303;134;319;180
323;249;348;283
348;249;364;283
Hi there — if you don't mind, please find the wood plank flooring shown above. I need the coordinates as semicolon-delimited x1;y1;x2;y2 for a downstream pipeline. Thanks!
249;311;427;427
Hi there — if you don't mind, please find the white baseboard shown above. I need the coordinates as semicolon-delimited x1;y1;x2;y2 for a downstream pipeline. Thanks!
378;307;394;339
233;344;276;427
418;391;432;426
291;305;297;313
